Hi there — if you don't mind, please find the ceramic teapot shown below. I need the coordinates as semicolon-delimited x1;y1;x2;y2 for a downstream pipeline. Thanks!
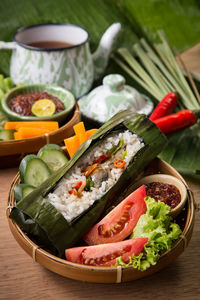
0;23;121;98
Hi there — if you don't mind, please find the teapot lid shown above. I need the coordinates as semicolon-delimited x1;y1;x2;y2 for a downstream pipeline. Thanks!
103;74;125;92
78;74;153;124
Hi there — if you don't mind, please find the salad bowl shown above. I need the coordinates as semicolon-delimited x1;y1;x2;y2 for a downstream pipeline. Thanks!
0;103;81;168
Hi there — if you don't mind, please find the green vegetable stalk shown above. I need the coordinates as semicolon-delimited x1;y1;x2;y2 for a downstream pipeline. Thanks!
116;197;181;271
0;75;15;127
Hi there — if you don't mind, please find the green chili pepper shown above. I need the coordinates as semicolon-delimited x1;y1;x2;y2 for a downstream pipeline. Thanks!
122;150;127;159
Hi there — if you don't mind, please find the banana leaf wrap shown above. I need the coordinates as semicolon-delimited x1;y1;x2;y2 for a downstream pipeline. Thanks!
10;110;167;257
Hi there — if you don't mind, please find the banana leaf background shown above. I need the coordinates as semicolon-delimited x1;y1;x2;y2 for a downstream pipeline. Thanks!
0;0;200;177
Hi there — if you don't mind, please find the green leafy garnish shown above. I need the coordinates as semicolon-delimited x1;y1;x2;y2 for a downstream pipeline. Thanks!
116;197;181;271
107;138;124;156
84;176;94;191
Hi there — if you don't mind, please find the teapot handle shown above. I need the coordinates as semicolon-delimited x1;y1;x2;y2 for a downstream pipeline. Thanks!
0;41;17;50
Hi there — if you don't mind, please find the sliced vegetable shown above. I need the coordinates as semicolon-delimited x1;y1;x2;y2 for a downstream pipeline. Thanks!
73;121;87;145
65;238;148;266
113;159;126;169
154;109;198;135
116;197;181;271
19;154;51;187
107;138;124;155
84;163;98;177
69;189;78;195
69;180;86;196
0;129;14;141
37;144;68;172
64;123;97;158
64;135;80;158
31;99;56;117
4;121;59;131
84;185;146;245
15;127;52;139
122;150;127;159
73;181;83;189
86;128;98;139
149;92;178;121
14;184;35;203
14;132;21;140
93;154;111;164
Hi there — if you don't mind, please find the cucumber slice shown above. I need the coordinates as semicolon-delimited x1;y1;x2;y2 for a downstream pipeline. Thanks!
0;129;14;141
14;183;35;203
19;154;51;187
37;144;68;172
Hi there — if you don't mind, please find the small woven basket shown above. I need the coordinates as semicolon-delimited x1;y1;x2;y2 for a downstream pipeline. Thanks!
0;103;81;168
6;158;195;283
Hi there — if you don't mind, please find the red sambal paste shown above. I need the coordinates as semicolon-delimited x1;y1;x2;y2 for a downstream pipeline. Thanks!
145;182;181;209
9;91;65;116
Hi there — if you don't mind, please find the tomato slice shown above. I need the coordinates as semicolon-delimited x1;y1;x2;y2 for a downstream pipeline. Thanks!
84;185;146;245
65;238;148;266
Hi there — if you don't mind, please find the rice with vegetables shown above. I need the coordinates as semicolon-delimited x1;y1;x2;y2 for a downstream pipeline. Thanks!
46;130;144;222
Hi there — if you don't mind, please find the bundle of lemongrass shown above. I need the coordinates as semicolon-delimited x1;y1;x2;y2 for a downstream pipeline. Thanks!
113;30;200;111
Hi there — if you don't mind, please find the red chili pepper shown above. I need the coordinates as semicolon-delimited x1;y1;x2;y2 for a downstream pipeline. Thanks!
69;189;78;195
73;181;83;189
149;92;178;121
154;109;198;135
113;159;126;169
93;154;111;164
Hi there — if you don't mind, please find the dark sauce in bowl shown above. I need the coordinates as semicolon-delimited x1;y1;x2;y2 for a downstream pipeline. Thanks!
9;91;65;116
145;182;181;209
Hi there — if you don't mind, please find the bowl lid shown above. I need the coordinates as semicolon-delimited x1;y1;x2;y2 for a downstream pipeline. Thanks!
78;74;153;124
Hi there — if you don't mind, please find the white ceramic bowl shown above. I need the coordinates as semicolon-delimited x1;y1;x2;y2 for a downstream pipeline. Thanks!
132;174;187;217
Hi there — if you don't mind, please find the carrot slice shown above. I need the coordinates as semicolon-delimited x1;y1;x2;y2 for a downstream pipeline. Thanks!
73;122;87;144
14;132;21;140
16;127;51;139
64;135;80;158
86;128;98;139
4;121;59;131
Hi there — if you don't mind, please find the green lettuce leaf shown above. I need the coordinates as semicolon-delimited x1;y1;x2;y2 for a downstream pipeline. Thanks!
116;197;181;271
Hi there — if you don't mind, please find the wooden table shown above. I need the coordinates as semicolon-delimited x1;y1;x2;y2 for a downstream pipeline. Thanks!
0;168;199;300
1;46;200;299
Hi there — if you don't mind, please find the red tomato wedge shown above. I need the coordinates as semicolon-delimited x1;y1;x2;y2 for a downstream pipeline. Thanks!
84;185;146;245
65;238;148;266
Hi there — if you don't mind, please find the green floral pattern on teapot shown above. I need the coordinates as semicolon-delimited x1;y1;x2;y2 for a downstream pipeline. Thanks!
10;43;94;98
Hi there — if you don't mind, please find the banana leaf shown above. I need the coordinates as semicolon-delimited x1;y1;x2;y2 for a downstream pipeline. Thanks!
116;0;200;52
10;111;167;257
1;0;200;75
159;124;200;177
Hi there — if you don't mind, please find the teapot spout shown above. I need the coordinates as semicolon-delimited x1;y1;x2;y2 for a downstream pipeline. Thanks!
92;23;121;80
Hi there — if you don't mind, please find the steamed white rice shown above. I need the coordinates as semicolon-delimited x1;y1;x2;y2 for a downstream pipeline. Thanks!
46;130;144;222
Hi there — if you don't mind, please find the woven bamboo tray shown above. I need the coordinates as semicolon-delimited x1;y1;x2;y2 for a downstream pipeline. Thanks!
0;104;81;168
6;158;195;283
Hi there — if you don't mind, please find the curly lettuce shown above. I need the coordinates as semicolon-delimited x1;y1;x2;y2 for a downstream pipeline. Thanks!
116;197;182;271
